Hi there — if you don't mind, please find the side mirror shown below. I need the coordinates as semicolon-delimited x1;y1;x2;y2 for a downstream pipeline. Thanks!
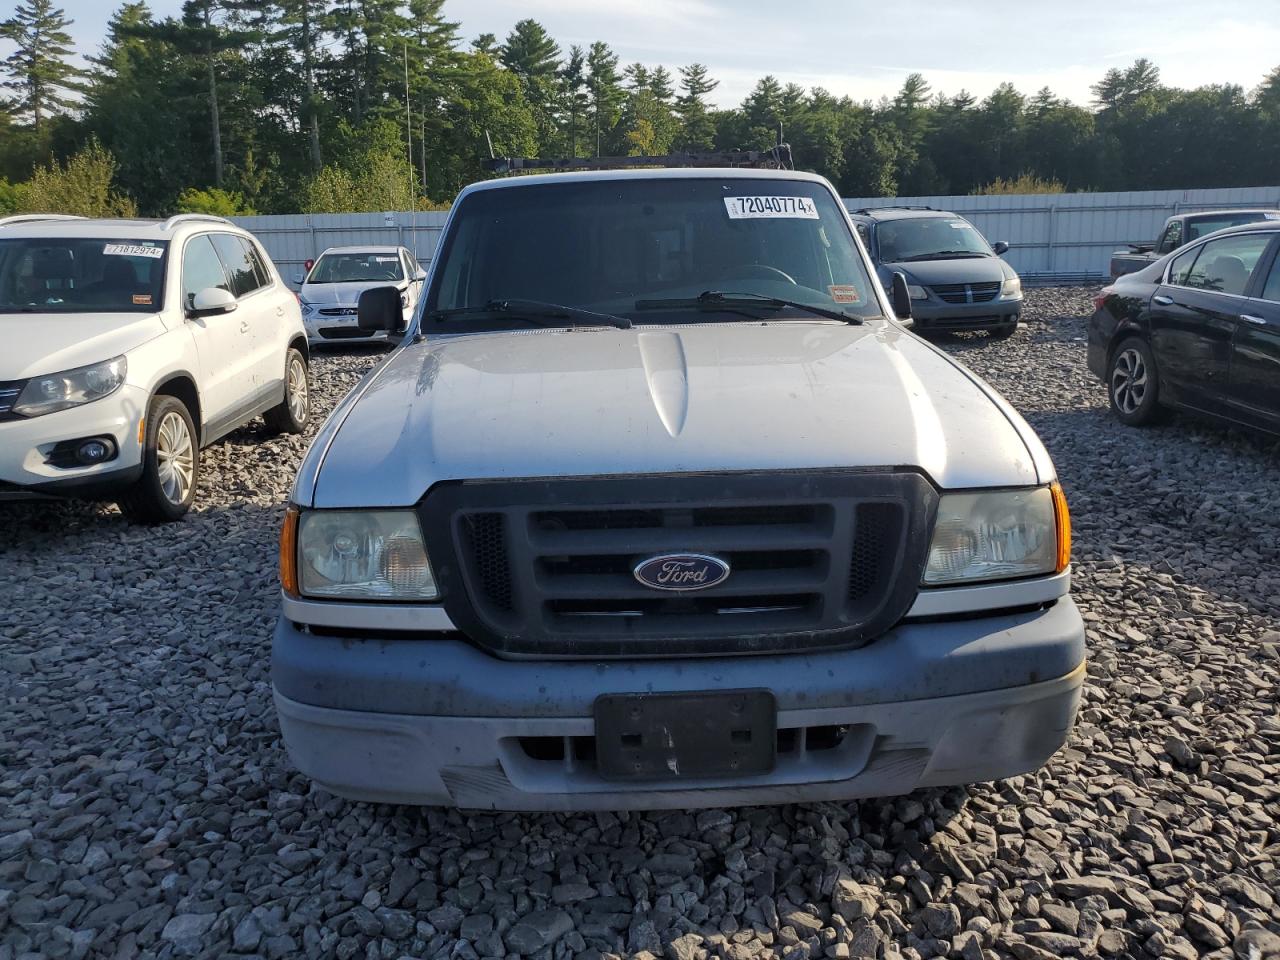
414;267;428;282
992;241;1010;256
890;272;913;322
189;287;237;317
293;273;305;286
358;285;406;333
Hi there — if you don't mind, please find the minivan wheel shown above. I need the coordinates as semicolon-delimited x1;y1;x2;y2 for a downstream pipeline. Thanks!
119;395;199;523
1108;337;1165;426
264;348;310;435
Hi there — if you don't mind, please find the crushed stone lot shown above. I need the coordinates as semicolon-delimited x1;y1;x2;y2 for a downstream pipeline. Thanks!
2;287;1279;960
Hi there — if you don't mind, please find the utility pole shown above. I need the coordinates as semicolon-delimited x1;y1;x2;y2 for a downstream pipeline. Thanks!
404;41;413;211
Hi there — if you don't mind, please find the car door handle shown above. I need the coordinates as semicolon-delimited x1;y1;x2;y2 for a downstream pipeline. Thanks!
276;305;284;316
239;320;250;333
1240;314;1267;326
1153;294;1174;306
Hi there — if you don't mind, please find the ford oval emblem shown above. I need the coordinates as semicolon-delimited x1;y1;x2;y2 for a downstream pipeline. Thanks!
633;553;731;592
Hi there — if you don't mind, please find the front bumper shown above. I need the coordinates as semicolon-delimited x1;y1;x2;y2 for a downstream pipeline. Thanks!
0;385;147;498
302;308;407;345
272;598;1085;810
911;297;1021;331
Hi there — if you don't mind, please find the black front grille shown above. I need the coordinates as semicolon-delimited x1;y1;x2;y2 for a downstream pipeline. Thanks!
0;381;24;421
318;307;358;316
461;513;515;614
930;282;1001;304
422;472;937;658
317;327;370;339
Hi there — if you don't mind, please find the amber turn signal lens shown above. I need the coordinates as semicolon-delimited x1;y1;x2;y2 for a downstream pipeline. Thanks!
279;505;300;596
1050;481;1071;573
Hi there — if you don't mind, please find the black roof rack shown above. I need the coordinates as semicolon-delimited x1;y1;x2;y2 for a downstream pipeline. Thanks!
484;146;794;175
853;205;936;214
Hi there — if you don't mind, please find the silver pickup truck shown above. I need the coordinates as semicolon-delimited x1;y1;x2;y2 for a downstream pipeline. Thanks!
273;166;1084;811
1110;208;1279;279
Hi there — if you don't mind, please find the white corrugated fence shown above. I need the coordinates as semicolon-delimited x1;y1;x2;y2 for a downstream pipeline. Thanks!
843;185;1280;283
230;210;450;287
233;185;1280;289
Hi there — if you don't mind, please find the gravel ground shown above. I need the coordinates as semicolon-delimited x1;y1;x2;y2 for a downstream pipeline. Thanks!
1;288;1278;960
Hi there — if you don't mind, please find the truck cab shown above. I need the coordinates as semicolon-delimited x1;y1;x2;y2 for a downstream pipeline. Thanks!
1110;209;1280;279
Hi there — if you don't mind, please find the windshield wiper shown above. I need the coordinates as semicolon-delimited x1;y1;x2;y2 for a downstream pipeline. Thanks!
634;290;863;324
897;251;988;262
429;298;632;329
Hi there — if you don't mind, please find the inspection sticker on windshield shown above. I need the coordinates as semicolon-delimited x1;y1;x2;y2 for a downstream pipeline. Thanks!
829;284;860;303
103;243;163;258
724;196;819;220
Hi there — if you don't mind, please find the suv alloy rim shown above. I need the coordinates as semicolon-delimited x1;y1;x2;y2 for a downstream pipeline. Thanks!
1111;347;1147;415
156;411;195;504
287;357;309;423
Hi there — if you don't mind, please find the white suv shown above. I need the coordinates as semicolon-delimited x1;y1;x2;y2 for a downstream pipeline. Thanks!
298;245;426;345
0;213;310;522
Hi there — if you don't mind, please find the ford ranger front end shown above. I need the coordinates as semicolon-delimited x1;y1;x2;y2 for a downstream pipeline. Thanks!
272;168;1085;810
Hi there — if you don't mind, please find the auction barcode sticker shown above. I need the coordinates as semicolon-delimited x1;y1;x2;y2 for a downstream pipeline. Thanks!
104;243;164;258
724;196;819;220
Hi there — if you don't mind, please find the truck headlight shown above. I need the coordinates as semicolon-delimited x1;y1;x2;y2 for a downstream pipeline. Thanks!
13;356;127;417
923;483;1069;585
1001;277;1022;298
296;509;439;601
907;284;929;300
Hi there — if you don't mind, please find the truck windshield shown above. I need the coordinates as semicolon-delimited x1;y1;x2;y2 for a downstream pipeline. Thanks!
1186;213;1271;242
308;252;404;284
425;177;881;327
0;238;168;313
877;218;992;262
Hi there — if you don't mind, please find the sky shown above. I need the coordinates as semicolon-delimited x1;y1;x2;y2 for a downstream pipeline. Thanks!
46;0;1280;109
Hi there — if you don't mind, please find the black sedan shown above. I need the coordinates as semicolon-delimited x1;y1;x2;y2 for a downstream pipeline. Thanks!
1088;221;1280;437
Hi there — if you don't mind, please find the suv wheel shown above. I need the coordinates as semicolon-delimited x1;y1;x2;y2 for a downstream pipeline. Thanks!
264;348;310;435
1108;337;1165;426
119;395;199;523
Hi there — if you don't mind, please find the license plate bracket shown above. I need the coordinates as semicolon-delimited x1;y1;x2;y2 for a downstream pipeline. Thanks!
594;689;777;781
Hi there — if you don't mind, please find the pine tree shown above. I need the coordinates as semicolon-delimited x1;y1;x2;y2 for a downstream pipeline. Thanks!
585;41;623;156
500;18;560;152
1;0;83;128
674;62;717;151
620;63;676;155
404;0;459;192
274;0;330;171
560;44;588;157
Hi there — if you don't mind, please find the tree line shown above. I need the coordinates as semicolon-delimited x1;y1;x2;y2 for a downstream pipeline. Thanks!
2;0;1279;217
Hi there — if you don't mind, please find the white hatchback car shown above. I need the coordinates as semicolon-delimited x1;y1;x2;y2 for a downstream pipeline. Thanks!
0;213;310;522
297;245;426;345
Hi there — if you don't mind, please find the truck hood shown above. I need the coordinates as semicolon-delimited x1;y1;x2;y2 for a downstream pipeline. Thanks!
300;281;404;306
878;255;1013;287
0;312;168;380
308;321;1043;508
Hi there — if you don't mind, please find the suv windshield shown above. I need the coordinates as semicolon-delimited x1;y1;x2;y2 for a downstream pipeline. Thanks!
877;217;992;262
308;252;404;284
426;177;881;327
0;237;168;313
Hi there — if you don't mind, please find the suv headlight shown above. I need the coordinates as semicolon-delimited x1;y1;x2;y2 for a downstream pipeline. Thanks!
907;284;929;300
1001;277;1022;298
294;509;439;601
924;484;1069;585
13;356;128;417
